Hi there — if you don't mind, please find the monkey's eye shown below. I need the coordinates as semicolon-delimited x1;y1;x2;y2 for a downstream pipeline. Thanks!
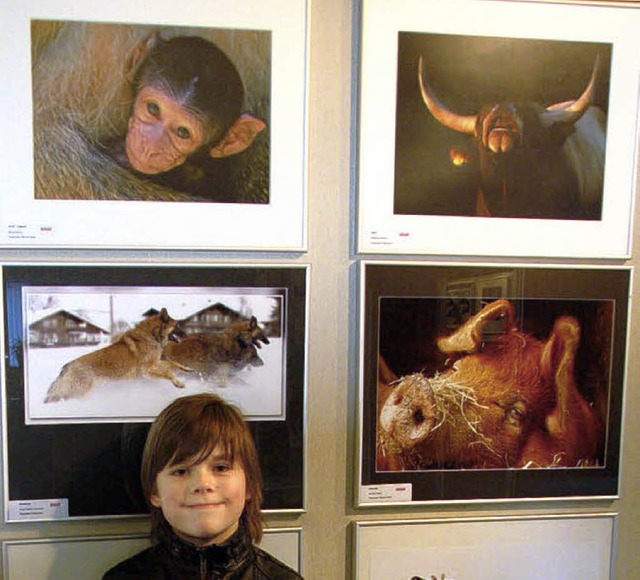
176;126;191;140
146;101;160;117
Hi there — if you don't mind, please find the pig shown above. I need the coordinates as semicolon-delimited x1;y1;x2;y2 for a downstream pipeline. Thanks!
377;299;602;470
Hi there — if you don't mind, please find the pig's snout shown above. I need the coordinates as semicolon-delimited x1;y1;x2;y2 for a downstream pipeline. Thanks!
379;374;437;449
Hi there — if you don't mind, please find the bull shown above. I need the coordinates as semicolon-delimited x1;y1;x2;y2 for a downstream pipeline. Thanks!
417;55;606;219
377;299;602;470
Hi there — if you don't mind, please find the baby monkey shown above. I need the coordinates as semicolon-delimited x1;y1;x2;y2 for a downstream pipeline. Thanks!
108;34;266;193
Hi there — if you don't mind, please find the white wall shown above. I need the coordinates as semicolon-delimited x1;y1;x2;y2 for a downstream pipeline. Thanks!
2;1;640;578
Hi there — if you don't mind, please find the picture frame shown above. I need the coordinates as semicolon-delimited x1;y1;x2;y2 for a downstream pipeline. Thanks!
2;535;151;580
356;0;640;258
2;527;302;578
1;263;308;520
353;513;616;579
0;0;308;251
357;261;630;505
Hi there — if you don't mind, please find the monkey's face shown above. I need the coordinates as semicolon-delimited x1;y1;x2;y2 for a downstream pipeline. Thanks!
125;86;206;174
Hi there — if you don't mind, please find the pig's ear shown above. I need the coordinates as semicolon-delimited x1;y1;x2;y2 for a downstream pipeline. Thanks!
437;299;516;354
540;316;581;431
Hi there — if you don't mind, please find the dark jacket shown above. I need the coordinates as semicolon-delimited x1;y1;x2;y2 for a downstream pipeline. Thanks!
102;524;302;579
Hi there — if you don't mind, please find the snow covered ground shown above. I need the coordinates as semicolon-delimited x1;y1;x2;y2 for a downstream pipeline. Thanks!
25;337;285;424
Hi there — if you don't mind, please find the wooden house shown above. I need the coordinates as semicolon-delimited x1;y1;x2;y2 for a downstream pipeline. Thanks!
29;309;110;347
179;302;246;334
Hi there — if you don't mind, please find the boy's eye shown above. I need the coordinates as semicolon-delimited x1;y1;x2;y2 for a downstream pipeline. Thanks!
214;463;231;473
170;467;188;476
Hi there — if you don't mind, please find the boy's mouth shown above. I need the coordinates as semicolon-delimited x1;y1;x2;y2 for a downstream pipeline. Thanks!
187;502;225;508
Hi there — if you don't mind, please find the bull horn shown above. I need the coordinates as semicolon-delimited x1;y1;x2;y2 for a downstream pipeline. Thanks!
437;299;516;354
541;54;600;127
418;55;477;135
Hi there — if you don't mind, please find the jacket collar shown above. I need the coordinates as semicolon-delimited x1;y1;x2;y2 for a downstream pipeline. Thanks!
159;521;254;575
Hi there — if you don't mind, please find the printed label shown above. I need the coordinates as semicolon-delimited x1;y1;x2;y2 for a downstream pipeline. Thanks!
8;499;69;520
6;223;54;241
360;483;412;503
366;230;394;246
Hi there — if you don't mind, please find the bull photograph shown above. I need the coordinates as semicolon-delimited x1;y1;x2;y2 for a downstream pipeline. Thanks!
31;20;271;203
359;263;629;504
394;33;611;220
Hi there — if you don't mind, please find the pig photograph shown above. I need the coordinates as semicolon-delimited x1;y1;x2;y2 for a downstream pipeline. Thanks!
377;297;611;472
360;263;629;502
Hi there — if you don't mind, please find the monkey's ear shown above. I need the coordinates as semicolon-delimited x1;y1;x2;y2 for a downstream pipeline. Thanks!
209;114;266;158
125;32;161;83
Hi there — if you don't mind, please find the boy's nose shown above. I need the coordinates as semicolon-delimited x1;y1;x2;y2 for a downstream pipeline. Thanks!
190;467;215;493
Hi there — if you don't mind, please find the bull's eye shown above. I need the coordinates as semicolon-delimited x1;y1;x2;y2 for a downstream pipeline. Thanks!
413;408;425;425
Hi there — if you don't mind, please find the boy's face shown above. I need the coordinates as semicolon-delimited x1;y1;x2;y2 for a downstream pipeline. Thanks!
150;446;248;547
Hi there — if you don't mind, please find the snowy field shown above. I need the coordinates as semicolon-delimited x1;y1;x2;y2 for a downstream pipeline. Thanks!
25;337;285;424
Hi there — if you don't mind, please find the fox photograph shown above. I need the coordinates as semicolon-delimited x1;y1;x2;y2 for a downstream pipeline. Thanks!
22;285;285;424
1;264;306;518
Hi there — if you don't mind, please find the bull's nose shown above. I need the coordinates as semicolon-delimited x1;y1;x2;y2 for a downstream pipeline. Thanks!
488;129;517;154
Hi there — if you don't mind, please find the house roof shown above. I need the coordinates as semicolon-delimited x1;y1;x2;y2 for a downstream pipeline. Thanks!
29;309;111;333
183;302;243;321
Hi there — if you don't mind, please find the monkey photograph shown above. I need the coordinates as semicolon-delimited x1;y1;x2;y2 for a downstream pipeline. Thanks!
31;20;271;203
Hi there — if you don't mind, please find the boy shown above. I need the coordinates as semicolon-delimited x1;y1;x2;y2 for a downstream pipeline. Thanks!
103;393;302;578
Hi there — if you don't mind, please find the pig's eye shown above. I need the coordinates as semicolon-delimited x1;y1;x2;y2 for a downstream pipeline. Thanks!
506;403;526;426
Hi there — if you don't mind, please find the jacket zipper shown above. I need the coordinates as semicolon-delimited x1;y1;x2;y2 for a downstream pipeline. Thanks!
200;551;206;580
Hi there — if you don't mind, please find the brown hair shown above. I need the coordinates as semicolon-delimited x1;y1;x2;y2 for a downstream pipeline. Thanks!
141;393;264;543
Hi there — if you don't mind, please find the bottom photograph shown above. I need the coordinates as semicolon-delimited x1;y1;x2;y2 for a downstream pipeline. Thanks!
3;527;302;579
353;513;615;579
